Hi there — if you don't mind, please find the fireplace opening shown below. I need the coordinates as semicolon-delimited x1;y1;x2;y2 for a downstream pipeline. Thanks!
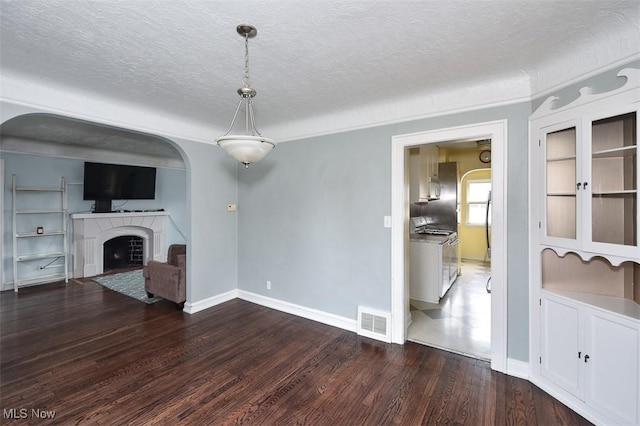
103;236;144;270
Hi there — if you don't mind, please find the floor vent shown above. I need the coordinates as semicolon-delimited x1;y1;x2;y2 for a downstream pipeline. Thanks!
357;307;391;343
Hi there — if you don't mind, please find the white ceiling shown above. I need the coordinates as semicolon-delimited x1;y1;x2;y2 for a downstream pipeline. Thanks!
1;0;639;153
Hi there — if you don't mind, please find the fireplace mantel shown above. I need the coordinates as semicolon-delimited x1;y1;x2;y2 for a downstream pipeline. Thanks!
71;212;168;278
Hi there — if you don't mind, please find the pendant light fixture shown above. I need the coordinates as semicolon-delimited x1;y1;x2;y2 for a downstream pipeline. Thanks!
216;24;276;168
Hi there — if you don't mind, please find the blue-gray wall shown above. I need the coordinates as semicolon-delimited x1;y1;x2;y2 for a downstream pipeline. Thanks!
1;152;187;284
238;59;639;363
238;101;531;361
173;136;240;302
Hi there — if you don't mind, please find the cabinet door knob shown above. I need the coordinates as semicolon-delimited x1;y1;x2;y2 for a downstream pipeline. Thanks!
584;354;590;363
583;182;588;189
578;351;581;358
577;182;582;190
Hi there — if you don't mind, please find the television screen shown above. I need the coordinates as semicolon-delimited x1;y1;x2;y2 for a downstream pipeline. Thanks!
83;162;156;201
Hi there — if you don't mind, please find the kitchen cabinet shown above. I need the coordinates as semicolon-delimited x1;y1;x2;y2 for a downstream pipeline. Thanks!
410;145;440;203
540;290;640;425
530;68;640;425
410;240;440;303
419;145;440;201
410;235;458;304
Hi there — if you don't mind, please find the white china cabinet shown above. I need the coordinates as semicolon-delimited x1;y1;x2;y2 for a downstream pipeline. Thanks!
530;68;640;425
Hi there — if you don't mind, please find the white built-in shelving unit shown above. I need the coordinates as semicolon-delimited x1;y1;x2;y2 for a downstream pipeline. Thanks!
529;68;640;425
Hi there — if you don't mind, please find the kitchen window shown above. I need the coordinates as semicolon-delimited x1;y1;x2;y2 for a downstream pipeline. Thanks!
466;179;491;226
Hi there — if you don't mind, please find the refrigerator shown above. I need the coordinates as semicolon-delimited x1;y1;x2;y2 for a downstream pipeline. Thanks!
415;162;458;232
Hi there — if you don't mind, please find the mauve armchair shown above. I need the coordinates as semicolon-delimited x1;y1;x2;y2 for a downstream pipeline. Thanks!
143;244;186;310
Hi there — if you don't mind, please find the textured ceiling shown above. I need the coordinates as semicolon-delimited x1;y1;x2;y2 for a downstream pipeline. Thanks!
1;0;639;152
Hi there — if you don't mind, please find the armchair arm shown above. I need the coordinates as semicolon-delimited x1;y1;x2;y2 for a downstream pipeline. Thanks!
177;254;186;272
144;260;184;302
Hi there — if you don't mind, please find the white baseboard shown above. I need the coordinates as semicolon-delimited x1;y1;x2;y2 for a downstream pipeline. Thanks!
506;358;529;379
237;290;357;333
184;289;238;314
6;278;533;388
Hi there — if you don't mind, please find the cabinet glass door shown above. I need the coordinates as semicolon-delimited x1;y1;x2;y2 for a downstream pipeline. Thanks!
589;111;637;252
545;126;578;242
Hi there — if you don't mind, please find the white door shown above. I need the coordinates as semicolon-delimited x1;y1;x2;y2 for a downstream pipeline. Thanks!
540;294;583;399
585;309;640;425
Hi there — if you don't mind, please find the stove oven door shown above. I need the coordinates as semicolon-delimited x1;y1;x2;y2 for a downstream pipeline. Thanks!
447;237;459;285
440;237;459;298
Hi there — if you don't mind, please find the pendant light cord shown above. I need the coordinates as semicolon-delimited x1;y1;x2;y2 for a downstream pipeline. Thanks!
242;33;251;88
217;25;269;141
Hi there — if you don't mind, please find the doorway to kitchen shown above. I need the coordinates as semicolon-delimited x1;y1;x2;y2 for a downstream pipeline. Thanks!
407;141;493;360
390;120;507;373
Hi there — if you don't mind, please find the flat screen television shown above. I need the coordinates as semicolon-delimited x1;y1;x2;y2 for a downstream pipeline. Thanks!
83;162;156;213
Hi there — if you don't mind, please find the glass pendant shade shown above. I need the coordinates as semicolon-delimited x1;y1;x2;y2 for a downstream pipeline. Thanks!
216;135;276;166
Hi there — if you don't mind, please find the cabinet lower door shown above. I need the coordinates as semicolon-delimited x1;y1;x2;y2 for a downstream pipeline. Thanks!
540;295;583;399
585;310;639;425
409;242;440;304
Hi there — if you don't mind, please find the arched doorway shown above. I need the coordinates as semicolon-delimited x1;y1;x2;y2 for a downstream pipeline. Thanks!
0;113;188;290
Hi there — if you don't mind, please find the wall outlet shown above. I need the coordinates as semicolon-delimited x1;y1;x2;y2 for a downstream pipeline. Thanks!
266;280;271;290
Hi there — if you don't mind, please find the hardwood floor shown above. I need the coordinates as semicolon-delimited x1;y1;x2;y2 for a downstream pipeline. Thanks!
1;281;590;425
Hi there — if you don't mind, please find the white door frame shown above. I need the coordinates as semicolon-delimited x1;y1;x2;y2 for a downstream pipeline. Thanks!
390;120;508;372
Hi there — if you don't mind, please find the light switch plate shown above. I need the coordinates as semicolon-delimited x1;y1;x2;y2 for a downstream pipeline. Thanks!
384;215;391;228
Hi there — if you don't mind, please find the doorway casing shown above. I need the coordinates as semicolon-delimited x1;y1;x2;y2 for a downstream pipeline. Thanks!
391;120;508;373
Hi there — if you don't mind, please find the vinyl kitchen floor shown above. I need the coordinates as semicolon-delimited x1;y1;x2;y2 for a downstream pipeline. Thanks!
408;259;491;360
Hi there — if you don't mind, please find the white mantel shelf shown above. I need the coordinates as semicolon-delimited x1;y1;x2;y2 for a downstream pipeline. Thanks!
71;211;167;278
70;211;168;219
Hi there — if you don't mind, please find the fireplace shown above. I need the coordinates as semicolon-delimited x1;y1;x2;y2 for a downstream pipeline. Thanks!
71;212;167;278
103;235;144;270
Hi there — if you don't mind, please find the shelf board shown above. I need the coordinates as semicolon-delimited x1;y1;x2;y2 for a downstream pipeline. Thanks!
543;288;640;321
16;230;65;238
15;187;63;192
16;273;67;287
592;190;637;196
15;209;65;214
546;155;576;162
17;252;67;262
546;192;576;197
592;145;637;159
